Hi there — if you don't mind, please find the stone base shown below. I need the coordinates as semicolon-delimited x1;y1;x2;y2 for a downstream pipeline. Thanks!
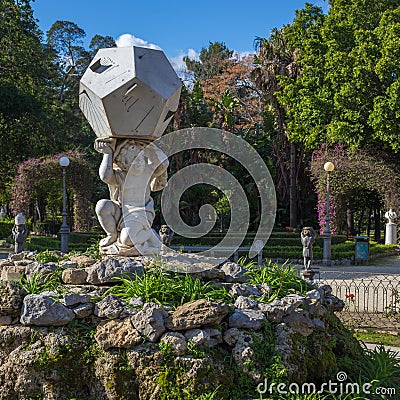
385;223;397;245
301;269;316;281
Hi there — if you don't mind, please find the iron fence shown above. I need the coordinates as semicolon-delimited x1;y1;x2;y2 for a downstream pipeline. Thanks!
316;270;400;331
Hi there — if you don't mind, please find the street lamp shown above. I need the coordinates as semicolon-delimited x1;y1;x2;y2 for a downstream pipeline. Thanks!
59;156;70;253
323;161;334;266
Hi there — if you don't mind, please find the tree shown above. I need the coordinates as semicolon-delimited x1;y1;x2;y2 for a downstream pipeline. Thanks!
184;41;233;81
252;27;302;228
0;0;62;202
89;34;116;56
280;0;400;151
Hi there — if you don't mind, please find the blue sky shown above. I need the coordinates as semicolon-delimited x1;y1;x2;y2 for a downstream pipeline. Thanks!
31;0;328;70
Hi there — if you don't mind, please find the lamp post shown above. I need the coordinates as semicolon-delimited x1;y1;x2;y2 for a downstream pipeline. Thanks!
59;156;70;253
323;161;334;266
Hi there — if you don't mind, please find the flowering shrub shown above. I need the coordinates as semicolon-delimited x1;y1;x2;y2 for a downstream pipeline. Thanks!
10;150;94;231
310;144;400;234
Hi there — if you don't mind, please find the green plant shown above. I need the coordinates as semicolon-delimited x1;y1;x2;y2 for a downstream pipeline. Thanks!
357;345;400;388
244;259;313;300
83;239;102;260
187;340;207;358
19;271;62;294
34;249;61;263
106;268;232;307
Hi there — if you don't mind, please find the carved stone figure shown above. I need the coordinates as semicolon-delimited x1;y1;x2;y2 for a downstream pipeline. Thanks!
159;225;174;247
79;46;182;257
385;209;397;224
385;209;397;245
301;227;316;270
12;213;28;253
95;138;168;256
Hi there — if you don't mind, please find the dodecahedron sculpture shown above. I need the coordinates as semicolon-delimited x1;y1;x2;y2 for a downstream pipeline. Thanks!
79;46;182;140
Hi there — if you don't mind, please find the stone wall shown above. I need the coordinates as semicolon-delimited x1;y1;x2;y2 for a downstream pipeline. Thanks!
0;252;364;400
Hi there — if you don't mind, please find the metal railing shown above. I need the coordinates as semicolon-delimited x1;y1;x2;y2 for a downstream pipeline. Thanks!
317;270;400;331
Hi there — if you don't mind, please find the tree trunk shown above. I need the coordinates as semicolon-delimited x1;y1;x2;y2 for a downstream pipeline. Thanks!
289;142;297;228
374;208;381;242
346;209;355;238
367;207;372;239
357;209;364;235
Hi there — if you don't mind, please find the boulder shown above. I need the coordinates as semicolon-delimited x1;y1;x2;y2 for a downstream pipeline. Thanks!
282;310;314;336
62;268;88;285
25;262;57;279
94;319;142;350
165;299;228;331
229;284;262;298
160;332;187;355
229;309;266;330
0;282;24;317
94;295;126;319
86;257;144;284
221;262;249;283
131;302;168;342
234;296;258;310
20;294;75;326
62;293;93;307
72;303;94;318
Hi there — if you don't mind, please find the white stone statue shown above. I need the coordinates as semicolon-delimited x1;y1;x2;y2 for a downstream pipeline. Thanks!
95;138;168;256
385;208;397;245
385;209;397;224
79;46;182;257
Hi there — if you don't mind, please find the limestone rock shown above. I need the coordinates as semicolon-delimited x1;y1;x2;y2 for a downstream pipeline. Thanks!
94;295;126;319
62;292;92;307
184;328;208;346
25;262;57;279
72;303;94;318
306;288;323;302
185;328;222;347
129;297;144;307
0;282;24;317
282;310;314;336
258;301;286;323
86;257;144;284
62;268;88;285
281;294;306;308
94;318;142;350
229;309;266;330
165;299;228;331
131;302;168;342
234;296;258;310
221;262;249;283
69;254;97;267
160;332;187;355
20;294;75;326
323;295;345;312
312;318;325;331
1;265;25;282
223;327;241;346
229;284;262;298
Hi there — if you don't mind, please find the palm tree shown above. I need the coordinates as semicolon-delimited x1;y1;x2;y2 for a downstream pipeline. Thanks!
252;27;300;228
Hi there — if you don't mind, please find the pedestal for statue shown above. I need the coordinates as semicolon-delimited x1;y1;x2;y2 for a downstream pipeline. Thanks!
385;223;397;245
384;209;397;245
79;46;182;256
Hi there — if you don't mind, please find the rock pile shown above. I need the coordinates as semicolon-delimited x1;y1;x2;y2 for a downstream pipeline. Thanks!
0;251;358;399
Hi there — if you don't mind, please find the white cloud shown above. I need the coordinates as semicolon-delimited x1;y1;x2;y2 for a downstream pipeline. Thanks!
168;48;199;87
116;33;162;50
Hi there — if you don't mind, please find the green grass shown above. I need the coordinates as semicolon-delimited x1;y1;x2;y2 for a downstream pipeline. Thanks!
355;330;400;347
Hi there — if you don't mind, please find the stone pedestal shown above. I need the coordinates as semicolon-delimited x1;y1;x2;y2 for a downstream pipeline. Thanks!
301;269;316;282
385;222;397;245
